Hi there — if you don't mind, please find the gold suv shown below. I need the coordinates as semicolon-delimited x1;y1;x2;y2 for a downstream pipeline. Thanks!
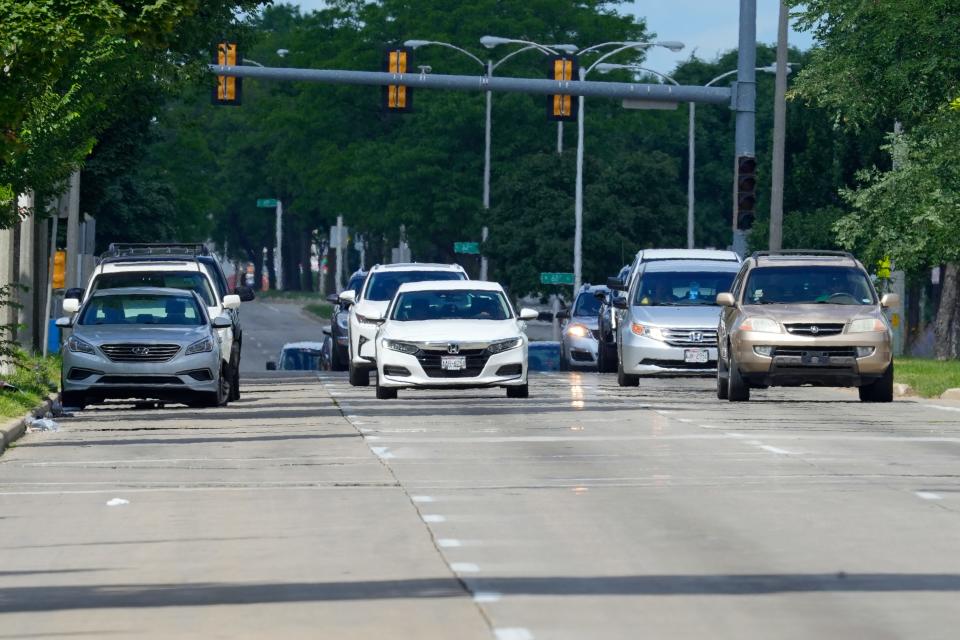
716;251;897;402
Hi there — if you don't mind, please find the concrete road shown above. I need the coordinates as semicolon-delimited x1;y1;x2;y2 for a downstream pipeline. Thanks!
239;300;328;374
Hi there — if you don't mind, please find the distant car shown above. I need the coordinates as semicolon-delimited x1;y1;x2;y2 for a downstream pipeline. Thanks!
558;284;608;370
266;341;327;371
371;280;538;399
596;265;630;373
58;287;233;409
325;270;367;371
339;263;468;387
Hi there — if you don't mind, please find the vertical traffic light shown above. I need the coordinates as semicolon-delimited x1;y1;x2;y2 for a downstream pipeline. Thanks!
547;56;578;121
383;47;414;112
212;42;242;106
735;155;757;230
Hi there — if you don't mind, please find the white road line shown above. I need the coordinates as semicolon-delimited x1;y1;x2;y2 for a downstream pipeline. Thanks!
725;433;746;438
929;404;960;413
422;514;446;523
450;562;479;573
759;445;793;455
370;447;394;459
437;538;462;548
916;491;943;501
676;418;693;423
365;435;382;441
494;629;533;640
473;591;502;603
411;495;435;503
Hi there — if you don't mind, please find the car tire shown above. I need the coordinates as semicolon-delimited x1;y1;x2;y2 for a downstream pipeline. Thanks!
617;356;639;387
597;343;615;373
727;352;750;402
506;384;529;398
559;350;570;372
349;361;370;386
61;390;87;410
859;363;893;403
228;352;241;401
197;365;230;407
716;353;729;400
375;383;397;400
331;344;348;372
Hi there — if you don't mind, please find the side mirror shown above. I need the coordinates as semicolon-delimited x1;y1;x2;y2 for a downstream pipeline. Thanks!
555;310;570;320
326;293;340;305
519;308;539;322
212;314;233;328
537;311;554;322
62;297;81;314
716;292;736;307
606;277;625;291
65;287;84;301
612;297;629;310
235;286;256;302
222;294;241;310
339;290;356;305
880;293;900;309
266;361;277;371
55;316;73;328
322;325;332;336
593;291;608;301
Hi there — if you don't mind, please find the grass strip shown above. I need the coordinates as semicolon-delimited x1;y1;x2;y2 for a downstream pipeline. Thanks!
894;357;960;398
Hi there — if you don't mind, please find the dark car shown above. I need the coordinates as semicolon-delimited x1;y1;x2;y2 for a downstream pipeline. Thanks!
596;264;630;373
325;270;367;371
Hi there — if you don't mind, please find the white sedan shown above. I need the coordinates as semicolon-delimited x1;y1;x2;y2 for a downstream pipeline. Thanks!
368;281;538;399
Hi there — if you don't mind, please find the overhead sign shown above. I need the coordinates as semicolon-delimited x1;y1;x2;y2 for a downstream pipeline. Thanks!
540;272;575;285
454;242;480;255
256;198;278;208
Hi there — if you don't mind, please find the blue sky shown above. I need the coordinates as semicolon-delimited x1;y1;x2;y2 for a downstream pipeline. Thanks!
286;1;815;73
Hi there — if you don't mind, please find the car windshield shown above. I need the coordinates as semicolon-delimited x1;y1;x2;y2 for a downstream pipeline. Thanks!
391;290;512;321
347;273;367;295
79;294;204;325
280;348;323;370
633;270;736;306
364;270;465;301
94;272;216;306
573;292;602;316
744;266;876;305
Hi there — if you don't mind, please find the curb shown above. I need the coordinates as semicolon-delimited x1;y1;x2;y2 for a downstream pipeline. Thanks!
893;383;914;398
940;388;960;401
0;392;59;456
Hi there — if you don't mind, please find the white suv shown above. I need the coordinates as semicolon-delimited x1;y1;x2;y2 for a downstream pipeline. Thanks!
339;263;468;386
64;258;242;398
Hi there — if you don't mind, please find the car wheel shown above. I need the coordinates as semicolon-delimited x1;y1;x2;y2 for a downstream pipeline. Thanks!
601;343;618;373
331;344;348;372
375;383;397;400
349;361;370;386
617;355;639;387
61;390;87;410
859;363;893;403
559;349;570;371
716;353;729;400
506;384;529;398
727;352;750;402
228;352;241;401
197;365;230;407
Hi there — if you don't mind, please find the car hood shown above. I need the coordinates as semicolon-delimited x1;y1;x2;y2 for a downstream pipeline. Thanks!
741;303;879;324
380;319;521;343
354;300;390;317
73;325;211;345
569;315;599;330
630;305;722;328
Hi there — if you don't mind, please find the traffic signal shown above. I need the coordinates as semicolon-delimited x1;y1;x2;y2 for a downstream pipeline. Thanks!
383;47;413;112
212;42;242;106
736;155;757;230
547;56;578;121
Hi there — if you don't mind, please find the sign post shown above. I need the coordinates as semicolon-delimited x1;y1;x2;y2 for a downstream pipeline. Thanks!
257;198;282;289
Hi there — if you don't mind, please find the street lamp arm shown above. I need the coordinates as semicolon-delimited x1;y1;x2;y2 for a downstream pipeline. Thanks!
604;65;679;86
490;44;555;72
585;43;653;76
243;58;265;68
705;68;739;87
404;40;485;68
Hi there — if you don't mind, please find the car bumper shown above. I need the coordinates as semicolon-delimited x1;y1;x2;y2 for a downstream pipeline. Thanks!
730;330;892;386
620;333;717;376
563;335;599;366
350;320;379;367
377;347;528;389
62;350;220;398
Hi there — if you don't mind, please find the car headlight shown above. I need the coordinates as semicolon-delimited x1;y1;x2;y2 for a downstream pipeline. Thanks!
848;317;887;333
384;340;420;355
739;317;780;333
185;337;214;355
336;313;349;330
66;335;96;355
356;313;381;325
566;323;589;338
630;323;664;340
488;337;523;354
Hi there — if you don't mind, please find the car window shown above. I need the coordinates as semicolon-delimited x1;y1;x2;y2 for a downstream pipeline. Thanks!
633;271;737;306
364;270;465;302
347;273;367;295
280;348;323;370
93;272;216;306
201;259;229;297
391;290;511;321
744;266;876;305
80;294;204;326
573;293;602;316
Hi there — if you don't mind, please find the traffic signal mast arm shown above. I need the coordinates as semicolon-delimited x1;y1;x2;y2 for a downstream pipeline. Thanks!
208;64;732;106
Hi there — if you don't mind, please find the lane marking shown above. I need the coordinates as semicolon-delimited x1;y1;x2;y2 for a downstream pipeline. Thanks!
437;538;462;548
473;591;502;603
759;445;793;455
495;629;533;640
916;491;943;501
422;514;446;523
450;562;479;573
370;447;394;459
412;495;435;503
929;404;960;413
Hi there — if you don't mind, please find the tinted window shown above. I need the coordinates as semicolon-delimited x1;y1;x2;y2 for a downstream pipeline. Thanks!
744;266;876;305
633;271;736;306
391;290;511;321
347;273;367;295
80;294;204;326
573;292;602;316
364;270;465;302
280;348;323;370
94;272;216;306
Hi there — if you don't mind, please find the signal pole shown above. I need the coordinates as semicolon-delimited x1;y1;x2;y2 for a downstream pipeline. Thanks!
733;0;757;256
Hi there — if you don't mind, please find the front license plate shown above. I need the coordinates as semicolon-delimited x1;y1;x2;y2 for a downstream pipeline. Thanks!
441;356;467;370
684;348;710;364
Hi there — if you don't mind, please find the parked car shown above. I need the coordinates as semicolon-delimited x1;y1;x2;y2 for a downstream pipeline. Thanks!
558;284;608;370
596;265;629;373
57;287;233;409
371;280;538;399
324;269;367;371
339;263;468;387
717;250;896;402
614;258;741;385
266;341;328;371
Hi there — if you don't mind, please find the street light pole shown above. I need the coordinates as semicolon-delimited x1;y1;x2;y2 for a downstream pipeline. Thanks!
769;0;790;251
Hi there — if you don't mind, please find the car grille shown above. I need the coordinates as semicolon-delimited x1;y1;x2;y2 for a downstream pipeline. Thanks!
662;328;717;347
97;375;183;385
784;323;845;337
640;358;716;370
417;348;490;378
772;347;857;358
100;344;181;363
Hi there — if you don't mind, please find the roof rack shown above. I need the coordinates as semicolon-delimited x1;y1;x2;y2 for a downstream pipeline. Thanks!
751;249;855;260
101;243;210;260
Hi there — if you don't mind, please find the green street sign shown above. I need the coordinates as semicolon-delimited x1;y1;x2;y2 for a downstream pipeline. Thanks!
454;241;480;255
540;272;575;285
256;198;278;208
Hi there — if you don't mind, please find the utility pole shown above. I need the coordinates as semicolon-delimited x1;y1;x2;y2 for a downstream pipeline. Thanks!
17;193;35;350
64;171;81;288
687;102;696;248
769;0;789;251
733;0;757;256
274;200;283;290
335;215;345;293
480;226;489;280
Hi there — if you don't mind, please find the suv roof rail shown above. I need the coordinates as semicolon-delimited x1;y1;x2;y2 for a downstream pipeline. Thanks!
751;249;856;260
101;243;210;259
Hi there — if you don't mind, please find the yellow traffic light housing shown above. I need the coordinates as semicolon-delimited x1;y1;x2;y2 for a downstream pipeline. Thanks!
547;56;578;121
383;47;414;112
736;155;757;230
213;42;242;106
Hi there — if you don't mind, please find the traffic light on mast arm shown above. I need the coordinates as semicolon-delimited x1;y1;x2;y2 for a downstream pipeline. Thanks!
383;46;414;112
735;155;757;230
212;42;242;106
547;55;578;121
